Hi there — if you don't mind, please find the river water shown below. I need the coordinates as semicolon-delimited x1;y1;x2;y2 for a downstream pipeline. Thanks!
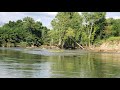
0;47;120;78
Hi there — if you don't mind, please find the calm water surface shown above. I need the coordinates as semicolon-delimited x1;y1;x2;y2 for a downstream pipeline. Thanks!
0;47;120;78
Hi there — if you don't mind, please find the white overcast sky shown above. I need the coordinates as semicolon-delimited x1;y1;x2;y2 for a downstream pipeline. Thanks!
0;12;120;29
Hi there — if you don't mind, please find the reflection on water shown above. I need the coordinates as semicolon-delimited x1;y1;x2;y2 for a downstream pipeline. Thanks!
0;47;120;78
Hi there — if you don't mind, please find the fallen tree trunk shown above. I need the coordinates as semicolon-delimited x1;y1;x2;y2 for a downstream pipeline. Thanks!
69;37;84;49
75;41;84;49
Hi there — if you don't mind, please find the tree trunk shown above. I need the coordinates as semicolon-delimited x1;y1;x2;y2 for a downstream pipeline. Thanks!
75;41;84;49
58;37;62;46
88;22;94;47
69;37;84;49
61;41;64;49
50;39;53;47
59;30;67;49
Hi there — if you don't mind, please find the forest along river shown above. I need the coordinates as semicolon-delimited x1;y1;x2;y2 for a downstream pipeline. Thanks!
0;47;120;78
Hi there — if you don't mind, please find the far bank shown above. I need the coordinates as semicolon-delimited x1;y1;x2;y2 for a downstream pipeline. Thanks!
89;37;120;53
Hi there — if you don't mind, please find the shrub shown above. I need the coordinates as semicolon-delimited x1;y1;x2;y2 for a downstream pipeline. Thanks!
19;42;28;47
107;36;120;42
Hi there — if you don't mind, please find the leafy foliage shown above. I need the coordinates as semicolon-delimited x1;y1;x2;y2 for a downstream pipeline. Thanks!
0;13;120;49
0;17;49;47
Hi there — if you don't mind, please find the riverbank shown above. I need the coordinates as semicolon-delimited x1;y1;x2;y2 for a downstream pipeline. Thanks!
1;38;120;53
16;42;120;53
89;39;120;53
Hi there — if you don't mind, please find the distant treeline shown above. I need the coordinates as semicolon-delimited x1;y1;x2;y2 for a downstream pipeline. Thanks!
0;12;120;49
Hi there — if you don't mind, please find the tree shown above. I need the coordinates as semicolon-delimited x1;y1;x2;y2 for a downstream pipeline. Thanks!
112;19;120;36
0;17;49;47
51;12;82;49
81;12;106;47
103;18;114;39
